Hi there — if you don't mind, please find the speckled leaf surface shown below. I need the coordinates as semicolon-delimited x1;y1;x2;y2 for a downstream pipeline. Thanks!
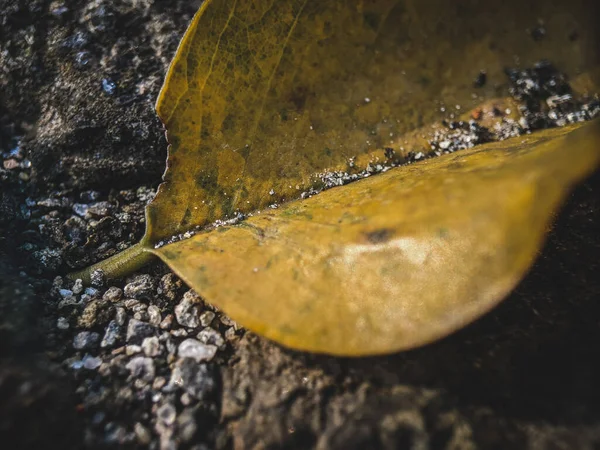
153;121;600;355
147;0;598;242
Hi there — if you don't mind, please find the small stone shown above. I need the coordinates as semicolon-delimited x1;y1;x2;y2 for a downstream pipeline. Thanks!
170;329;188;337
219;315;236;327
126;345;142;355
156;403;177;426
58;296;78;309
90;269;106;288
84;287;99;297
160;314;174;330
102;78;117;95
78;299;113;329
169;358;217;400
52;276;63;288
126;319;156;345
158;273;182;301
124;274;155;300
103;286;123;302
72;203;89;217
115;307;127;326
180;393;193;406
177;409;197;442
56;317;70;330
133;304;148;313
224;327;236;341
199;310;215;327
177;339;217;362
82;355;102;370
175;290;203;328
73;331;100;349
134;423;151;445
142;336;161;357
196;328;226;350
152;377;167;390
126;356;155;382
3;159;19;170
71;278;84;294
87;201;112;217
133;311;149;322
59;288;73;298
124;299;140;310
148;305;162;326
101;320;122;348
163;335;177;356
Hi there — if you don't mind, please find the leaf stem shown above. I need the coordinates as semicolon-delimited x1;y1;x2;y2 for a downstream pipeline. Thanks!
67;240;155;284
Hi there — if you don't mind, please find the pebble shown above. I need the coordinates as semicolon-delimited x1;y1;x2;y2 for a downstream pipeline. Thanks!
82;355;102;370
126;345;142;356
219;315;237;328
152;377;167;390
87;201;112;217
170;328;188;337
148;305;162;326
169;358;217;400
115;307;127;326
177;409;197;442
103;286;123;302
160;314;174;330
78;299;113;328
101;320;122;348
90;269;106;288
57;317;70;330
158;273;182;301
126;319;156;344
156;403;177;426
134;422;152;445
125;356;155;382
59;288;74;298
84;287;99;297
73;331;100;349
175;290;203;328
177;339;217;362
224;327;237;341
197;328;226;350
141;336;161;357
199;310;215;327
124;299;140;310
124;274;155;300
133;311;149;322
72;203;89;217
71;278;84;294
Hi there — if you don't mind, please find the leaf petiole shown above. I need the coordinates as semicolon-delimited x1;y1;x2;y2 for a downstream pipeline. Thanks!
67;240;156;283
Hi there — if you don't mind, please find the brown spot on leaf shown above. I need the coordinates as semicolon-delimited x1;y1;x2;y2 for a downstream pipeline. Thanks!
365;228;394;244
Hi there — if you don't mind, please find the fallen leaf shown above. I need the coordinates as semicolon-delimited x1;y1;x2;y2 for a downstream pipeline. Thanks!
147;0;599;241
71;0;600;355
153;121;600;355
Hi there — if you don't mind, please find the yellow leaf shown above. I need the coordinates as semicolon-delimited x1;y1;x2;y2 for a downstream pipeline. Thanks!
153;121;600;355
70;0;600;355
147;0;599;241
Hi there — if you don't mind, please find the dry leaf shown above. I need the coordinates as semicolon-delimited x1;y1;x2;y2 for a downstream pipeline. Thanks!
148;0;599;241
71;0;600;355
153;122;600;355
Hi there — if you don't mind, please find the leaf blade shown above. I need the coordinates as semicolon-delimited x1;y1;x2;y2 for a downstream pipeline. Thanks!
148;0;599;243
153;121;600;355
